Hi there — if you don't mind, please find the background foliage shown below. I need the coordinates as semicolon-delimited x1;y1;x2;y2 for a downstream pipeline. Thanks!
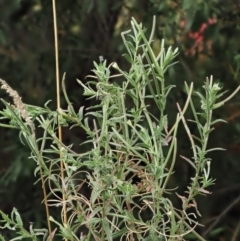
1;0;240;240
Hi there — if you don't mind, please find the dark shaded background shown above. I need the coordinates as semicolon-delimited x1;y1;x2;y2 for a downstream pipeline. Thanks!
1;0;240;240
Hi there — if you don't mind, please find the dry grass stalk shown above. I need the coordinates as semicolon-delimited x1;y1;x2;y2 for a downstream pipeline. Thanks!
0;78;34;131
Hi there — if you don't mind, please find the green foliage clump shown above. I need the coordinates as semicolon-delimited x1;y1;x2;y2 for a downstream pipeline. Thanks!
0;17;239;241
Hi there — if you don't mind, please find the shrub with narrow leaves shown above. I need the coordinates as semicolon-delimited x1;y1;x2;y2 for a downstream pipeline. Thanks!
0;17;239;241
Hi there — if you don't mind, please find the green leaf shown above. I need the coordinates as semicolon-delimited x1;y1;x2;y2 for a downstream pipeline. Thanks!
111;127;146;161
0;234;6;241
122;53;133;64
10;236;24;241
112;227;128;239
13;208;23;226
1;100;30;133
91;188;102;204
102;219;112;241
0;210;13;226
209;227;225;237
210;119;227;125
205;147;226;153
78;106;84;121
84;117;90;129
127;41;136;55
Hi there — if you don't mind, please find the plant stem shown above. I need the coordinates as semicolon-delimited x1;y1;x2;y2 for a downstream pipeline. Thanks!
52;1;67;240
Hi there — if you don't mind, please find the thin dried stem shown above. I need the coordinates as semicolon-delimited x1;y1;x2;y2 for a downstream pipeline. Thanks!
231;219;240;241
51;1;67;240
